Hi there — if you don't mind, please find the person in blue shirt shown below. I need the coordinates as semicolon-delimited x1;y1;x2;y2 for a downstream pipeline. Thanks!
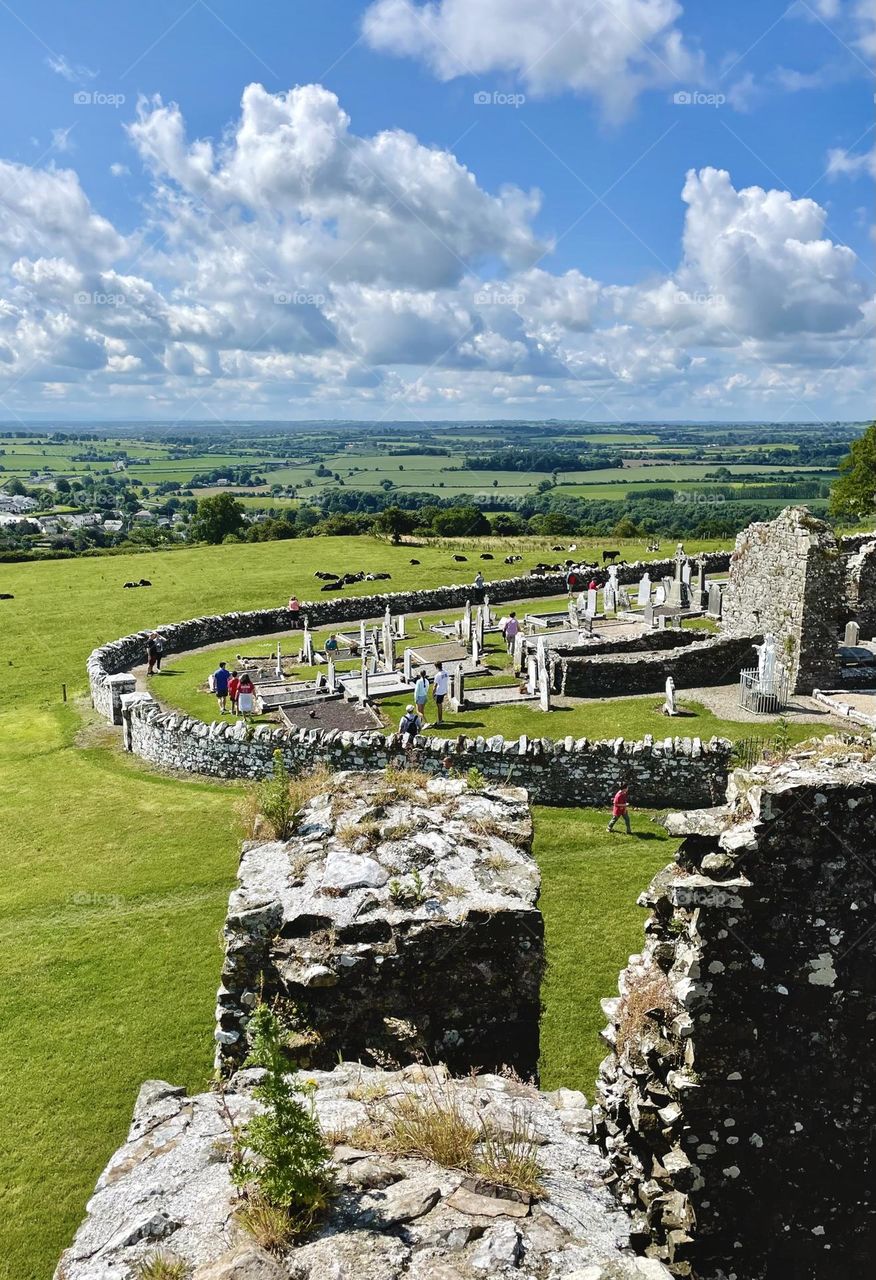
213;661;231;713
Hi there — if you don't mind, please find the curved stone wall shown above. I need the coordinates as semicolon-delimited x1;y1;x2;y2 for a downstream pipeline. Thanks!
87;555;734;808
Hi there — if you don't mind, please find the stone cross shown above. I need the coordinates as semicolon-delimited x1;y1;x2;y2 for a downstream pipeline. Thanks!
359;619;367;651
697;556;707;595
667;545;687;608
359;656;369;706
844;620;861;647
536;637;551;712
637;573;651;607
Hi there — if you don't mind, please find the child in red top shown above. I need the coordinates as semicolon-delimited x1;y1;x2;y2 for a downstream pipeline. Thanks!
607;780;631;834
228;671;241;713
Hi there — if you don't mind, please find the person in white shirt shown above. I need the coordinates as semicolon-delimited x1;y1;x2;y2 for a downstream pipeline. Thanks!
433;661;450;724
413;669;430;723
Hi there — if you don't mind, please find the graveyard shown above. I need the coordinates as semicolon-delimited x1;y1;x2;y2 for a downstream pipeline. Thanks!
5;508;876;1277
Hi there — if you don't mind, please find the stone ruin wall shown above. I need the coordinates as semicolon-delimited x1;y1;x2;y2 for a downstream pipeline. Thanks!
844;540;876;640
720;507;843;693
558;635;757;700
217;774;543;1078
594;754;876;1279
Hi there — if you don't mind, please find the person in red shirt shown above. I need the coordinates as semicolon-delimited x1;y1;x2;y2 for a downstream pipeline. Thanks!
607;779;631;834
228;670;241;714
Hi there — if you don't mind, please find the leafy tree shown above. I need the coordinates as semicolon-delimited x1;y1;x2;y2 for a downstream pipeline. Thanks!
431;505;490;537
372;505;416;543
831;422;876;520
190;493;246;544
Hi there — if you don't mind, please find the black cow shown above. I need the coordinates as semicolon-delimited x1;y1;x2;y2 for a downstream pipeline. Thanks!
453;555;467;562
602;549;620;564
139;579;152;587
315;571;339;580
321;580;344;592
0;593;13;600
480;553;494;560
410;559;420;565
122;582;139;588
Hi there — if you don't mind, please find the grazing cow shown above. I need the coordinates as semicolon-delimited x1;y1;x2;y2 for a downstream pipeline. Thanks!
453;555;467;562
0;593;13;600
122;582;139;588
602;549;620;564
551;545;564;552
370;572;392;580
504;554;523;565
410;559;420;565
139;579;152;587
480;553;494;560
314;571;339;580
321;580;343;592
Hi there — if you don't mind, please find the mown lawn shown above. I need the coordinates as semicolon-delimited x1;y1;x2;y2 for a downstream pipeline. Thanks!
0;534;732;1280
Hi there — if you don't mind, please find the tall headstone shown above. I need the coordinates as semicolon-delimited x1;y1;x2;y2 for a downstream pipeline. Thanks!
395;614;406;638
526;655;538;696
844;620;861;647
586;586;598;617
483;594;492;626
276;640;283;679
326;655;337;693
681;559;692;587
667;543;688;609
662;675;677;716
617;586;632;611
359;656;369;706
382;627;395;674
301;627;314;665
696;556;707;604
707;582;723;619
472;627;481;667
450;665;465;712
513;630;526;673
462;599;473;646
403;648;414;682
536;637;551;712
475;605;485;650
359;619;367;651
568;599;580;628
637;573;651;607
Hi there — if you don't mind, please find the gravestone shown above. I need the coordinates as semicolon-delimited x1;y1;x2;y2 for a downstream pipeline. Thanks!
526;655;538;696
301;627;314;665
275;640;283;679
586;586;598;616
536;637;551;712
462;600;473;646
359;657;369;706
637;573;651;607
326;656;337;693
450;665;465;711
475;605;485;650
662;675;678;716
471;626;481;667
604;583;616;613
513;630;526;673
359;619;367;651
382;613;395;673
568;599;580;628
418;617;425;631
681;560;692;587
707;581;723;619
617;586;632;611
844;620;861;647
667;544;688;609
483;594;492;626
654;584;667;606
696;556;708;607
395;614;406;638
403;648;414;682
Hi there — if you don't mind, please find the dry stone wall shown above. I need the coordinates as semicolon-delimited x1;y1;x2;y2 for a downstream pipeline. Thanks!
123;694;731;808
217;774;543;1078
721;507;843;692
594;747;876;1279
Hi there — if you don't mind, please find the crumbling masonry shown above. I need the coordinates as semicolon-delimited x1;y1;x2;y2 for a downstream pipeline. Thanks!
594;752;876;1279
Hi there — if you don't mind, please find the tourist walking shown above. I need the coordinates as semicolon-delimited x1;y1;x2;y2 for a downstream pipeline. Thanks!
502;611;520;654
212;661;231;713
228;670;241;714
237;673;255;716
474;570;484;591
413;668;430;723
146;633;160;676
287;595;301;628
398;703;421;745
433;661;450;724
607;780;632;834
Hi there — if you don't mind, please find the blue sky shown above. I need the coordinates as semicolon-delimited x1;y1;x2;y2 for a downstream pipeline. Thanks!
0;0;872;422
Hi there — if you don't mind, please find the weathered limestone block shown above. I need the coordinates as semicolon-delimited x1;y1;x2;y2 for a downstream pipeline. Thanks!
216;773;544;1078
594;747;876;1279
54;1064;672;1280
721;506;843;692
